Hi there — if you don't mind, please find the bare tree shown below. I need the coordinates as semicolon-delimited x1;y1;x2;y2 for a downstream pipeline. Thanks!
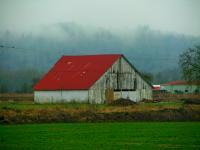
179;46;200;82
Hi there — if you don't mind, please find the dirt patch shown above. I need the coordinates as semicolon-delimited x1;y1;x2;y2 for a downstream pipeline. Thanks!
1;105;200;124
141;99;162;103
153;93;200;101
109;98;137;106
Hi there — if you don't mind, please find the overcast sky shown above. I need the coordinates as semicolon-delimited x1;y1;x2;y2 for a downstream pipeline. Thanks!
0;0;200;36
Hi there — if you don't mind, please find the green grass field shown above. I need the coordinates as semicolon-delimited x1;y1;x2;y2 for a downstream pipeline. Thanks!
0;122;200;150
0;100;183;110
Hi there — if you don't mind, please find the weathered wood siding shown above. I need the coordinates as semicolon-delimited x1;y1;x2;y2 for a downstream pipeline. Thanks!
89;57;152;103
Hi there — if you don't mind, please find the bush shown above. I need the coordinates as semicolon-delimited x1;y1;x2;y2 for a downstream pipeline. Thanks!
184;99;200;105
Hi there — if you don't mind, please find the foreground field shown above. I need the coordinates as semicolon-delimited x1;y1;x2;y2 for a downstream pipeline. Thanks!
0;100;200;123
0;122;200;149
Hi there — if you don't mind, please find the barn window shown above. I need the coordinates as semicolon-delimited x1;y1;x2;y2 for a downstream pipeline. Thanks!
116;71;120;90
133;78;137;91
143;83;146;89
106;77;110;88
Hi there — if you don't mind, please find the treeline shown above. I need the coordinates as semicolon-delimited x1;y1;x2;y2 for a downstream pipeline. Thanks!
0;23;200;92
0;67;41;93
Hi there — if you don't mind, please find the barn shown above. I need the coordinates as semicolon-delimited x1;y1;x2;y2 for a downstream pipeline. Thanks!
34;54;152;104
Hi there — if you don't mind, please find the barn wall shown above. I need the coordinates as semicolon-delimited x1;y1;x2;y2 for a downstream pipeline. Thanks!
89;57;152;103
34;90;88;103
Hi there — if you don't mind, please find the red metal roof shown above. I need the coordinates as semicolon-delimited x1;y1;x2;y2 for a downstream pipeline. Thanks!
161;80;186;85
152;85;160;90
34;54;122;90
161;80;195;86
162;80;200;86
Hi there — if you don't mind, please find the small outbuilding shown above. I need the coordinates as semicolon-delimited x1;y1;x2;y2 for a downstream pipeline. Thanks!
152;85;161;91
34;54;152;103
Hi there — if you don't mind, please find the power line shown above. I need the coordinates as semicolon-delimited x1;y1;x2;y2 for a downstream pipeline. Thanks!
0;45;14;48
0;45;33;51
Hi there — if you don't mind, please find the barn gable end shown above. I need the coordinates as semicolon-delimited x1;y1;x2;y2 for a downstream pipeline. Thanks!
88;56;152;103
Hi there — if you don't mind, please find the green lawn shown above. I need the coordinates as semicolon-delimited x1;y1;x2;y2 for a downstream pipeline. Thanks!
0;101;106;110
0;122;200;150
0;101;183;110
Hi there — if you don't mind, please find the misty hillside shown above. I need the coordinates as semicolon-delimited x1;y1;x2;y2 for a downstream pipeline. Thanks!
0;23;200;92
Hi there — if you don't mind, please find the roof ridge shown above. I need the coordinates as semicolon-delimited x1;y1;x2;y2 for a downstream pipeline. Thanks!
62;54;123;57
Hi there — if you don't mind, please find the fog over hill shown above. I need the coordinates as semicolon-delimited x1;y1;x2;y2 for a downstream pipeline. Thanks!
0;23;200;92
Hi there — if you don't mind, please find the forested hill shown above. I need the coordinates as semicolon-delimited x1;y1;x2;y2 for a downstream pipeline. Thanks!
0;23;200;92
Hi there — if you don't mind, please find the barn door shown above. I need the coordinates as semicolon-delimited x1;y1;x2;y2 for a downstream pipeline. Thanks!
105;88;114;103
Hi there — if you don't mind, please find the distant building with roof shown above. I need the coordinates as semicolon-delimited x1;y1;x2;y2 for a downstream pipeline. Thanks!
34;54;152;104
160;80;200;94
152;85;161;91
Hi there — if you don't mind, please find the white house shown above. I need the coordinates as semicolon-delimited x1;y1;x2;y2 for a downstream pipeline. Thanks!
160;80;200;94
34;54;152;103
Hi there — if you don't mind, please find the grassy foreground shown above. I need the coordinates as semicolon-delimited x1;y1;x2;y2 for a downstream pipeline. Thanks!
0;101;184;111
0;122;200;150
